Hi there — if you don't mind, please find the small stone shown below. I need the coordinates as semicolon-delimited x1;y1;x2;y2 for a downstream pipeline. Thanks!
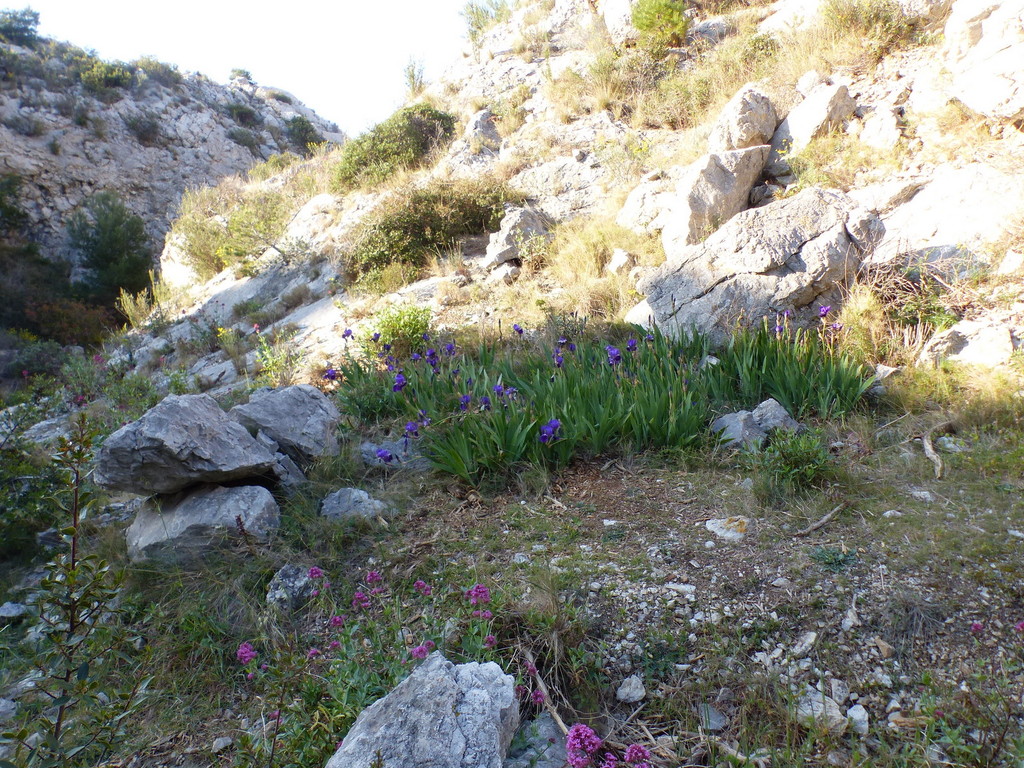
0;602;29;622
796;689;848;734
843;708;868;737
512;553;530;565
909;490;934;502
874;637;896;659
212;736;234;753
0;698;16;724
772;577;793;588
320;487;391;520
616;674;646;703
605;248;636;276
935;436;968;454
882;509;902;518
790;631;818;658
830;679;850;704
266;564;316;611
705;516;749;542
699;703;728;732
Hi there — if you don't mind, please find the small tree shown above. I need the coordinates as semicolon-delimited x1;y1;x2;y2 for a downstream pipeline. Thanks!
67;192;151;306
0;7;40;47
631;0;690;50
285;115;323;156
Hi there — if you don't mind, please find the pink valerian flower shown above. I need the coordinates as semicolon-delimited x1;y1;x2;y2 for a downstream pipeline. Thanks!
329;615;346;628
526;662;538;676
465;583;491;605
329;640;341;650
624;744;651;766
970;621;984;633
484;635;497;648
307;647;322;659
367;570;383;584
236;642;257;665
352;591;371;610
1015;620;1024;632
414;579;432;596
410;645;430;660
531;689;545;705
472;609;493;619
246;672;254;680
515;684;529;698
370;587;384;595
601;755;619;768
566;723;603;768
424;640;436;650
308;566;325;579
311;589;320;597
267;710;281;722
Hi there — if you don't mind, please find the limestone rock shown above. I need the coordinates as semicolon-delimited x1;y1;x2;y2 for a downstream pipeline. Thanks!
504;714;567;768
661;145;771;254
616;174;676;235
616;674;646;703
632;188;881;343
997;250;1024;276
859;108;902;150
0;698;16;725
712;412;767;449
796;689;848;735
752;398;801;433
759;0;822;33
94;394;278;495
483;207;552;266
606;249;636;276
708;84;778;153
266;564;317;611
0;602;29;622
705;516;750;542
767;84;857;175
230;385;340;465
918;320;1017;368
320;488;392;520
599;0;639;47
125;484;280;562
324;652;518;768
847;703;870;735
944;0;1024;121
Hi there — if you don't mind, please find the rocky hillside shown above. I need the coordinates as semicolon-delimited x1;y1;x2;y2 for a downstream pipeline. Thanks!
0;31;343;264
2;1;1024;767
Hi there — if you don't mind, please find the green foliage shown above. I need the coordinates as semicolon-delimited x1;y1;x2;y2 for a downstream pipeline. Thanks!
225;101;261;127
255;327;305;387
330;104;456;192
227;127;259;152
0;174;27;235
246;152;299;182
122;111;161;145
130;56;181;87
1;113;44;137
0;416;150;765
285;115;323;156
745;429;835;504
229;67;252;81
348;177;520;283
404;58;427;99
365;305;433;359
67;191;151;306
0;7;39;46
808;545;858;572
78;59;132;101
461;0;511;48
631;0;691;50
822;0;916;59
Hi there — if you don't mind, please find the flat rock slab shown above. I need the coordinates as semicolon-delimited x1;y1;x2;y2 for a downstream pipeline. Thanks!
126;484;279;563
325;652;518;768
230;385;340;466
320;488;391;520
94;394;277;495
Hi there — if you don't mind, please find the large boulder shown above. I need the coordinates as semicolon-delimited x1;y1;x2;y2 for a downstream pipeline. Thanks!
917;319;1019;368
324;652;519;768
483;206;552;267
628;188;882;342
125;484;280;563
320;488;392;520
707;84;778;153
943;0;1024;121
598;0;639;47
767;83;857;176
94;394;278;495
230;385;340;465
660;145;770;255
616;173;676;235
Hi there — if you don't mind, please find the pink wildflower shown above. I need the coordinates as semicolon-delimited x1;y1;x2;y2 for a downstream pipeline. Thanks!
236;642;257;665
465;583;491;605
531;689;545;705
329;640;341;650
566;723;602;768
970;621;984;633
352;591;370;610
484;634;497;648
414;579;432;596
1014;620;1024;633
411;645;430;660
624;744;651;766
307;647;321;659
367;570;383;584
330;615;346;627
308;566;324;579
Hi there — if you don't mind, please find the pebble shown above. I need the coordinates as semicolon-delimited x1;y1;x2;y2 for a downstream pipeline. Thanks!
616;674;646;703
882;509;902;518
0;603;28;621
212;736;234;753
512;553;530;564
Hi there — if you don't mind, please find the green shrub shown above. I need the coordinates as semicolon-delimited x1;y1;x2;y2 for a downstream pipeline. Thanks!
0;7;40;47
365;304;433;358
228;127;259;152
2;113;45;137
67;191;151;305
347;177;522;282
0;173;27;234
246;152;299;182
6;338;66;377
330;104;456;192
267;90;292;103
230;67;252;81
226;102;261;127
131;56;182;87
631;0;691;50
285;115;323;156
79;59;133;100
123;111;162;145
745;429;835;504
462;0;511;48
822;0;915;58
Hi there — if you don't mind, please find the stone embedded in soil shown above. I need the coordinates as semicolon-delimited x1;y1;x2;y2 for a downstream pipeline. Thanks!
796;689;848;735
699;703;728;732
847;704;870;735
320;488;391;520
0;602;29;622
616;674;646;703
705;516;750;542
266;564;317;611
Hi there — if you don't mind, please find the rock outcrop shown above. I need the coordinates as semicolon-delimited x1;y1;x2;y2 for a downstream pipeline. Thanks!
324;652;518;768
230;385;341;466
628;188;882;341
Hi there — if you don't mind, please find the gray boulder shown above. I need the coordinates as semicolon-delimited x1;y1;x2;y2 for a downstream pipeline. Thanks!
917;320;1018;368
711;412;767;450
266;564;317;611
0;697;16;725
0;602;29;622
230;385;340;465
708;84;778;153
361;438;430;471
320;488;391;520
125;484;280;563
752;398;802;433
767;84;857;176
660;146;770;255
616;172;677;235
628;188;882;343
483;207;552;267
504;714;566;768
94;394;278;495
324;652;519;768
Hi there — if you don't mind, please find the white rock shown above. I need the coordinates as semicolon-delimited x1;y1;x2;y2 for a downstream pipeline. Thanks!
707;84;778;153
606;248;636;275
796;689;848;735
767;84;857;175
212;736;234;753
705;516;750;542
790;630;818;657
918;320;1017;368
616;674;646;703
847;704;870;735
320;488;391;520
997;250;1024;276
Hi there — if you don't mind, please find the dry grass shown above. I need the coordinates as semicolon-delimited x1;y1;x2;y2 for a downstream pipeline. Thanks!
787;132;906;192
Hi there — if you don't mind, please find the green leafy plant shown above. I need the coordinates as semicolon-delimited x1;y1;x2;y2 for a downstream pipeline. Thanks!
66;191;151;306
122;111;161;146
461;0;511;48
130;56;181;87
631;0;691;50
0;416;150;767
255;327;305;387
0;7;39;47
364;305;433;359
78;59;133;101
745;428;835;505
285;115;323;156
330;104;456;192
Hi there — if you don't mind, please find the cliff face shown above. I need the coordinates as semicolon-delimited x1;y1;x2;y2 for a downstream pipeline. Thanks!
0;39;344;264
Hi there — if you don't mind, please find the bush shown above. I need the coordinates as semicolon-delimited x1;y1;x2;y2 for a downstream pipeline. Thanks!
0;173;27;234
230;67;252;81
79;59;133;100
226;102;261;127
0;7;40;47
247;152;299;182
67;191;151;306
131;56;182;87
2;113;45;136
822;0;915;59
24;299;114;345
7;338;66;377
228;127;259;152
745;429;835;505
365;304;433;358
631;0;691;50
462;0;511;48
330;104;456;192
123;111;162;145
347;177;522;282
285;115;323;156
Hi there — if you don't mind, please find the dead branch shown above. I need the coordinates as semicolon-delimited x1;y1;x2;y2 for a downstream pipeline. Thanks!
794;503;846;537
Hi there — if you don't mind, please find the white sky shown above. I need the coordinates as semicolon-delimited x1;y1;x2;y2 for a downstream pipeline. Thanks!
27;0;472;135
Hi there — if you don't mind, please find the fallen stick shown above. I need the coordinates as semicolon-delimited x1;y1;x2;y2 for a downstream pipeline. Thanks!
922;420;953;479
794;503;846;537
521;648;570;736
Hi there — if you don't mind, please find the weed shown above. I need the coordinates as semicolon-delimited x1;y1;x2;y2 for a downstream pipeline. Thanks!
746;428;836;505
808;545;858;572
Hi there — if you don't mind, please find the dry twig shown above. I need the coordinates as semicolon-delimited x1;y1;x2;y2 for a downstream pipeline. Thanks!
794;503;846;537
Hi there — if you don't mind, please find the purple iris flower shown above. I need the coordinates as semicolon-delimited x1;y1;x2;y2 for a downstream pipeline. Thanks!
444;343;456;356
513;324;523;335
458;394;471;411
405;421;419;438
342;328;353;339
392;373;407;392
553;353;563;368
376;448;393;463
371;332;381;342
411;352;422;361
605;345;622;366
323;368;338;381
626;338;637;352
493;383;505;397
480;395;491;411
819;305;832;318
538;418;561;444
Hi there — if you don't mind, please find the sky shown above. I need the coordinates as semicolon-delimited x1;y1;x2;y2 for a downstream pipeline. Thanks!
26;0;473;135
